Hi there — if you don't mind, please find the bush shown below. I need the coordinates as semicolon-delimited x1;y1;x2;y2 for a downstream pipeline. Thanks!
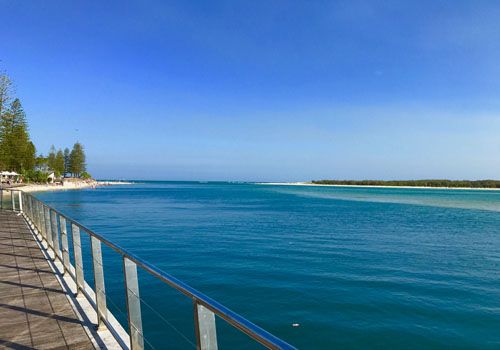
80;171;92;180
23;170;48;183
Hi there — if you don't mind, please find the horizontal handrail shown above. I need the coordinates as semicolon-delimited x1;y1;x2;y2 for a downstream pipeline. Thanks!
1;188;296;350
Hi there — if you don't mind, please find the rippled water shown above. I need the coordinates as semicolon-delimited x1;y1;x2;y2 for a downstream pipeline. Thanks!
36;182;500;349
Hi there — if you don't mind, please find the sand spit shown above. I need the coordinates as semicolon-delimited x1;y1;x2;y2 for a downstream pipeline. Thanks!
12;180;133;193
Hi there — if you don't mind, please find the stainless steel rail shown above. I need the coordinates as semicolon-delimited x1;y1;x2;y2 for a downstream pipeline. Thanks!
1;188;296;350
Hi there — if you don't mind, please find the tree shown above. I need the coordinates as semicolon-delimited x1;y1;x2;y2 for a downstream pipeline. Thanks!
23;142;36;171
0;72;92;179
69;142;86;177
47;145;56;171
54;149;65;177
0;73;13;169
0;98;35;172
0;73;13;118
63;147;71;177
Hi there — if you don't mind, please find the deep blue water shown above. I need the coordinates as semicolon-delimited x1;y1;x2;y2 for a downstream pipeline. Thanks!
36;182;500;349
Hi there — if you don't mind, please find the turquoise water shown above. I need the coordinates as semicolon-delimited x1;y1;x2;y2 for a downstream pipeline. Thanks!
36;182;500;349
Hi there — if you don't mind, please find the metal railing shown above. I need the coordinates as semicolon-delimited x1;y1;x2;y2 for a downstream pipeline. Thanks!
0;188;296;350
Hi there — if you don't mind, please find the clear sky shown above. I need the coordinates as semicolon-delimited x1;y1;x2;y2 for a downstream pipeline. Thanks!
1;1;499;181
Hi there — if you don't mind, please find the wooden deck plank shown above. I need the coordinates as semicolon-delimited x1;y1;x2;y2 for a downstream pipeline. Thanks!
0;210;95;350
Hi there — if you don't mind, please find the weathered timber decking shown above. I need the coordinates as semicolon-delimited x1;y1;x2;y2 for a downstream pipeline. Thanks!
0;210;95;349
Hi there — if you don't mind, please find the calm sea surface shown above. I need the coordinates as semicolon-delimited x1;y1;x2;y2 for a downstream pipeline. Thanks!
36;182;500;349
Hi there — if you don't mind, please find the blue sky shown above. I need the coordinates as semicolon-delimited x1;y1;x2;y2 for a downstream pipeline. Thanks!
1;1;499;181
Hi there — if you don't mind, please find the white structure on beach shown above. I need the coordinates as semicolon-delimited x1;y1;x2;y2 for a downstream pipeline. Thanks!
47;172;55;183
0;171;20;183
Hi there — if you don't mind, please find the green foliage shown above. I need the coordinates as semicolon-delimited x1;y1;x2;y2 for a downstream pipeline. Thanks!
47;145;56;171
63;147;70;176
0;72;90;180
54;149;65;176
80;171;92;180
311;179;500;189
24;142;36;170
23;170;49;183
0;96;36;172
0;74;13;119
69;142;86;177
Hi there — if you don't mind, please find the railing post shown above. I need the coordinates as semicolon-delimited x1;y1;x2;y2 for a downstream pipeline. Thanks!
72;224;85;296
34;200;40;234
39;202;45;239
37;202;45;240
51;210;61;260
28;195;33;222
24;194;30;221
11;191;15;211
91;235;107;329
44;206;53;251
18;191;23;213
29;196;35;226
26;194;31;218
31;197;36;221
59;216;70;275
33;198;37;229
194;302;218;350
123;257;144;350
24;194;32;226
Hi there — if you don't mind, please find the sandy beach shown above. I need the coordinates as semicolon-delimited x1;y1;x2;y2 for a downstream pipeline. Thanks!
258;182;500;191
9;180;133;193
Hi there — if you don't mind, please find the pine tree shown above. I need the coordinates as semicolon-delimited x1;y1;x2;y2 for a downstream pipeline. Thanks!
54;149;65;177
0;73;12;118
69;142;86;177
0;98;35;172
47;145;56;171
63;147;71;177
24;142;36;171
0;73;13;169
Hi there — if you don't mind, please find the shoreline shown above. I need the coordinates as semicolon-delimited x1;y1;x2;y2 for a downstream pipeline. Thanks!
257;182;500;191
7;180;133;193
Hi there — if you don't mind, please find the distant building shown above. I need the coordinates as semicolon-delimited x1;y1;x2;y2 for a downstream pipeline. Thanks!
35;164;51;173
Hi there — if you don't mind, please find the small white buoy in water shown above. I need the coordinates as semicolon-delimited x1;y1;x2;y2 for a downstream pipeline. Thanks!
292;323;300;327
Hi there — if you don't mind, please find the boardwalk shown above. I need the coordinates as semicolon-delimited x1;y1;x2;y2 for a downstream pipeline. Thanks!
0;210;95;349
